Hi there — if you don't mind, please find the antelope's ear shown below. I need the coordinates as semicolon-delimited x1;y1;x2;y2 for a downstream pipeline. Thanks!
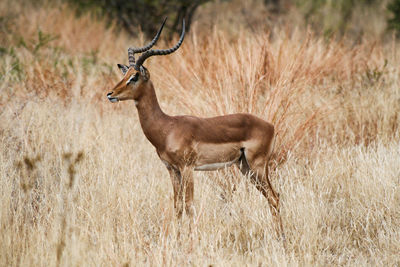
117;64;129;75
139;66;150;81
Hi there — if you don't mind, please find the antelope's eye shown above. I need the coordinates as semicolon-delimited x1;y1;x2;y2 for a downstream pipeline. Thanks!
127;73;139;84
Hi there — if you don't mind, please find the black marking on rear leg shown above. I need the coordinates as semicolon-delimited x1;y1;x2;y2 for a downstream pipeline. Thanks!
238;147;251;175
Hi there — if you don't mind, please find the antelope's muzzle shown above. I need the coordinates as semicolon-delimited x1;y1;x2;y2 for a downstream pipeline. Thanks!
107;92;119;103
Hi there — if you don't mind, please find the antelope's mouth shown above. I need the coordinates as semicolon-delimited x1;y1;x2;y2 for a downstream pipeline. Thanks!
107;92;119;103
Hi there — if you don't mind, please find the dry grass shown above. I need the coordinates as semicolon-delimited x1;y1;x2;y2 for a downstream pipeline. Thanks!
1;1;400;266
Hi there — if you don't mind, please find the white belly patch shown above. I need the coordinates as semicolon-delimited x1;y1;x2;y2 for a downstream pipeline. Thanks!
194;158;238;171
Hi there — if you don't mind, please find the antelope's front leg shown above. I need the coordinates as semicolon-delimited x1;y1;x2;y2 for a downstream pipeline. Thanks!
180;166;194;217
167;167;184;218
166;165;195;219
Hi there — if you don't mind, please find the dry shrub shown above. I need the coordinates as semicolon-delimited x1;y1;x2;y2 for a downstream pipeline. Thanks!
152;27;399;164
0;0;128;105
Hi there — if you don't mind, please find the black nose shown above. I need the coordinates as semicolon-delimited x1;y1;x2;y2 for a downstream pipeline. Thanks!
107;92;113;96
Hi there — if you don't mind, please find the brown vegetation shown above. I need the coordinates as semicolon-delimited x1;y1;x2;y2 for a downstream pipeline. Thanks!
1;1;399;265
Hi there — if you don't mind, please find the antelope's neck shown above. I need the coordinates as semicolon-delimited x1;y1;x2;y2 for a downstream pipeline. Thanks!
135;82;170;149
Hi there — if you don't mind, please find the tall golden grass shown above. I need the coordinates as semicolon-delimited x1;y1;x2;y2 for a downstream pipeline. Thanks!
1;1;399;266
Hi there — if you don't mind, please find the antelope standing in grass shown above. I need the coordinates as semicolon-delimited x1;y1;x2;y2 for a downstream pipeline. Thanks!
107;19;284;238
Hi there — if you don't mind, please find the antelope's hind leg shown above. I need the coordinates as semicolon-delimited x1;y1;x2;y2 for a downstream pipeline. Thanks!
238;149;285;239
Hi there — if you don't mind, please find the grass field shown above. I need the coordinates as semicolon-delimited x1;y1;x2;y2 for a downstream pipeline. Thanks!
1;1;400;266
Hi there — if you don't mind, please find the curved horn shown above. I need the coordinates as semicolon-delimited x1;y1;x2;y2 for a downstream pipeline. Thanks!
134;19;185;70
128;17;167;66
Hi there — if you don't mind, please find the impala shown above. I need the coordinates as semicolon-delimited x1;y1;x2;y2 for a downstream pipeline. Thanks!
107;19;284;238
